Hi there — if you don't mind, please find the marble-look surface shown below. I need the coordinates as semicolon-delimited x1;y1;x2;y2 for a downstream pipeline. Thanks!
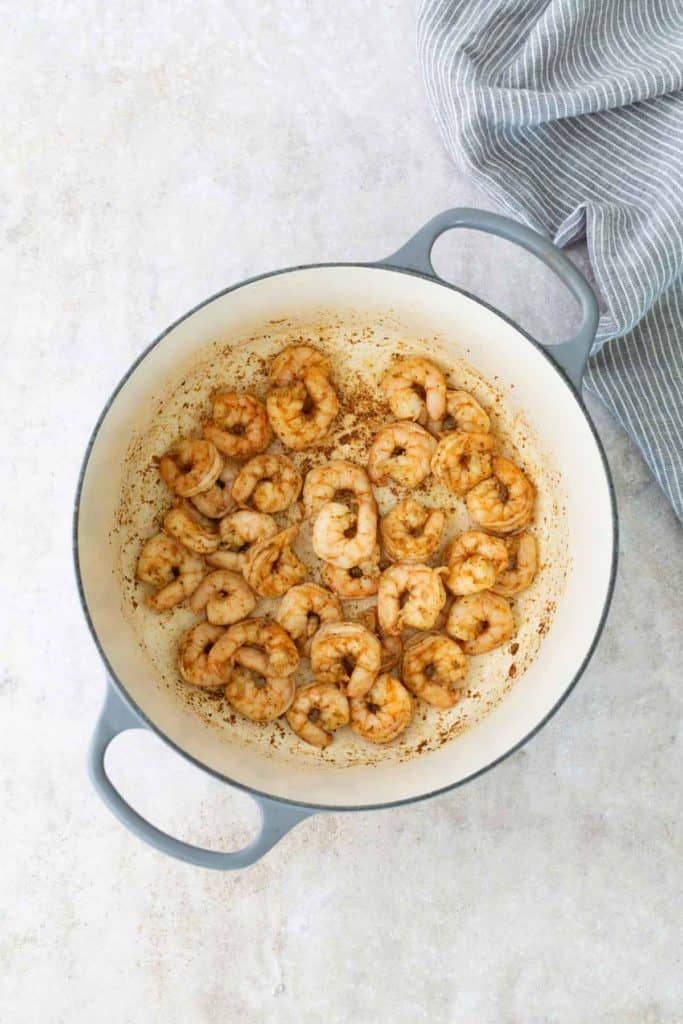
2;3;681;1022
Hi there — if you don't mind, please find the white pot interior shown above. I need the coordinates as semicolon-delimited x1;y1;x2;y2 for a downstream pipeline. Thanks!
77;266;615;808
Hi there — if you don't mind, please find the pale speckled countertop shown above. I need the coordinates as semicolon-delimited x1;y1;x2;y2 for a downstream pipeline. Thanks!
2;3;681;1023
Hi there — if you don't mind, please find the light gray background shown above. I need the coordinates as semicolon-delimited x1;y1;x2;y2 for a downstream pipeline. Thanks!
2;3;681;1023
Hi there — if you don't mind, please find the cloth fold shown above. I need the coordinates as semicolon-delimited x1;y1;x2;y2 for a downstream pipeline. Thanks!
418;0;683;519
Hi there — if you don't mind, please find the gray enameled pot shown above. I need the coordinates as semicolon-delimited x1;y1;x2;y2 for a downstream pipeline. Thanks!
75;209;617;869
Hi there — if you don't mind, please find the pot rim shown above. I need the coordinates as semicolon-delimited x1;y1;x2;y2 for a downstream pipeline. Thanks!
73;260;618;812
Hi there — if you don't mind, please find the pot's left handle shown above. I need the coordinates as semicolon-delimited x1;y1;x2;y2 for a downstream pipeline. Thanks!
88;683;315;870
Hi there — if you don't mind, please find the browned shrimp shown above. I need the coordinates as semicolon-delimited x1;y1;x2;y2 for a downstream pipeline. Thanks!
312;499;378;570
206;509;277;571
267;366;340;450
136;533;204;611
231;454;302;513
177;622;229;689
367;422;436;488
163;500;220;555
159;439;224;498
444;530;509;596
491;531;538;595
207;617;299;678
202;392;271;459
309;621;382;698
242;525;307;597
189;569;257;625
303;460;375;517
349;673;414;744
401;633;468;708
190;462;238;518
430;389;490;435
224;666;295;722
380;498;445;562
321;545;382;600
446;591;514;654
377;563;447;636
276;583;343;656
270;344;331;386
286;682;350;748
466;457;535;534
431;431;495;496
382;357;446;424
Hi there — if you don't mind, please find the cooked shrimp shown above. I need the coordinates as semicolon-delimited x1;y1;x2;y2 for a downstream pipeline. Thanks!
202;392;271;459
357;606;402;672
231;454;302;513
242;525;307;597
349;673;413;744
190;462;238;518
206;509;277;571
177;622;229;689
321;545;381;599
158;439;223;497
302;460;375;517
270;344;331;386
163;500;220;555
276;583;343;655
207;617;299;678
380;498;445;562
466;456;535;534
431;430;495;496
136;533;204;611
286;682;350;749
401;633;468;708
446;591;514;654
491;531;538;596
312;499;378;569
189;569;256;625
377;563;446;636
309;621;381;698
381;357;446;424
444;530;509;596
225;666;295;722
367;422;436;487
430;389;490;435
266;365;340;450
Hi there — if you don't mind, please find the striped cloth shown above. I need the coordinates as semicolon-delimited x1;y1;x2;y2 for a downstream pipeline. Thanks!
418;0;683;520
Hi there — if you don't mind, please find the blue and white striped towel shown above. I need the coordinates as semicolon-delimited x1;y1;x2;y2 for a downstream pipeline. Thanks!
418;0;683;520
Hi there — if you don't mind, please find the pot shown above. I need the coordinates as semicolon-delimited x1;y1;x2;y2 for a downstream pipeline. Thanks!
75;208;617;869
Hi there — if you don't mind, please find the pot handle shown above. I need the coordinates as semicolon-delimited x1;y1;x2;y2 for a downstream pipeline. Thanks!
88;682;315;870
378;208;599;390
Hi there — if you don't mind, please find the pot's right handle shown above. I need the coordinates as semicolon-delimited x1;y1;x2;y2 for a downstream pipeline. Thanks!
88;682;315;870
377;208;599;390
